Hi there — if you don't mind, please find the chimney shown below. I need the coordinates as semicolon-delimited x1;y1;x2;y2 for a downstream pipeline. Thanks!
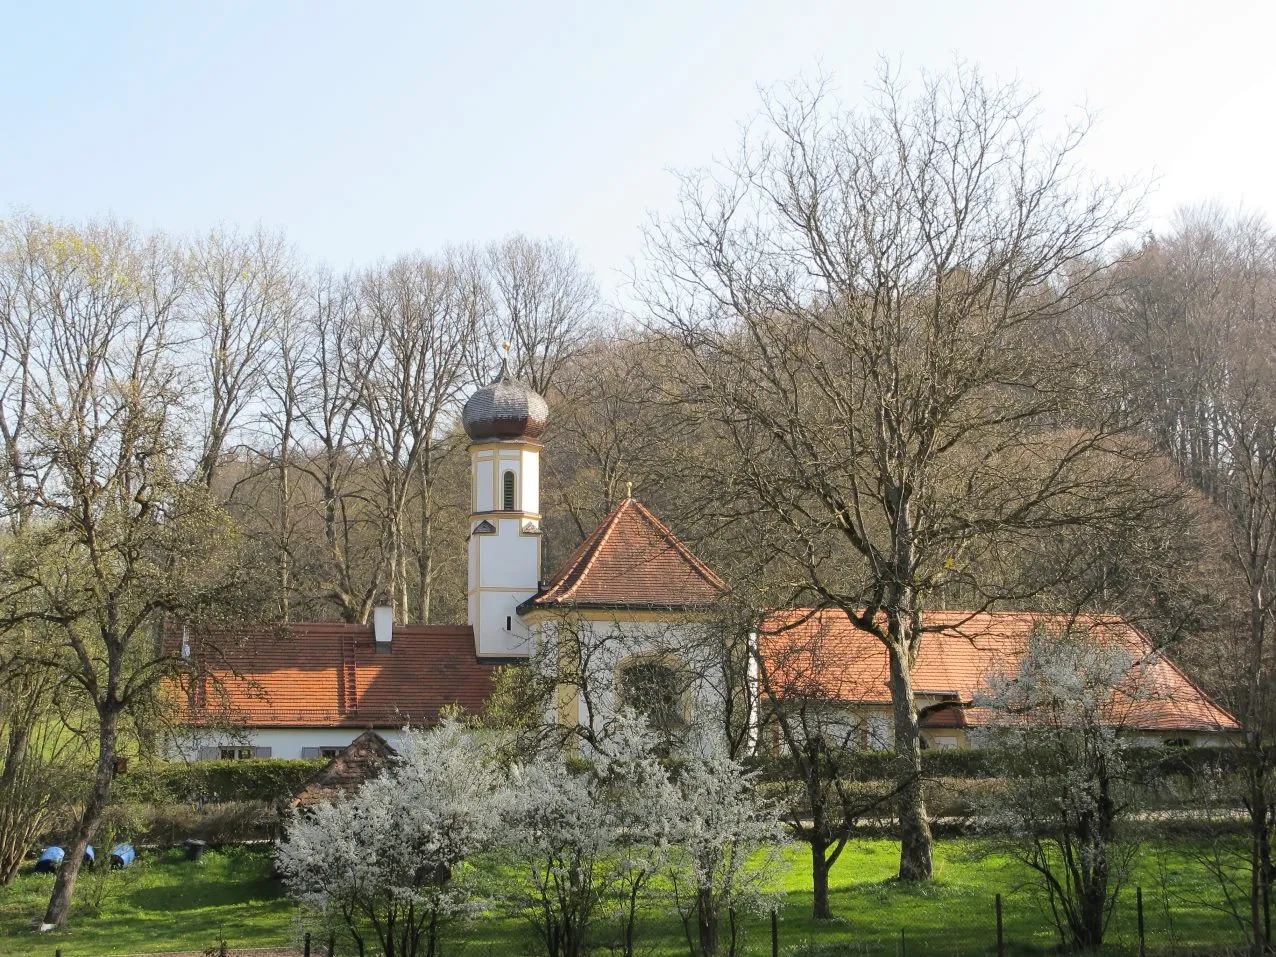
373;606;393;653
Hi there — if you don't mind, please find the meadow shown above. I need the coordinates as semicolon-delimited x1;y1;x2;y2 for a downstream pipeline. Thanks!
0;839;1249;956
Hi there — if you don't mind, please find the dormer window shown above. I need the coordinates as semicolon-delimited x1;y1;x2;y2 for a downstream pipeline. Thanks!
502;470;516;511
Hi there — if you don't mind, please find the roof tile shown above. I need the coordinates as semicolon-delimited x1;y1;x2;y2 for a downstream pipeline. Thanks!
523;498;727;611
177;624;499;728
759;609;1238;733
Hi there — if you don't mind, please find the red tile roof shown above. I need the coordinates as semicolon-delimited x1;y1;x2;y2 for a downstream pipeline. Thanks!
521;498;727;612
759;609;1238;733
175;623;500;728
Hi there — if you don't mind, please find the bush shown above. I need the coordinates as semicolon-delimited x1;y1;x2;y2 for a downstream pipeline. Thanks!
758;776;1007;823
100;801;278;846
112;759;325;805
754;744;1235;783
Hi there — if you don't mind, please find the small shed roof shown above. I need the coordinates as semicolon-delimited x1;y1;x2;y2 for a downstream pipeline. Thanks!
290;730;398;808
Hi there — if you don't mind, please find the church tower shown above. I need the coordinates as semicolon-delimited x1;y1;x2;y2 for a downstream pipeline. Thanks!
461;357;548;657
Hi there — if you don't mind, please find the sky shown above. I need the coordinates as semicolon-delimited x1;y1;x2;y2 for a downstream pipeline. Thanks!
3;1;1274;295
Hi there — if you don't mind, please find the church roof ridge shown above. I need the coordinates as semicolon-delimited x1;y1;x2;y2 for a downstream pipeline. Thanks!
522;497;727;612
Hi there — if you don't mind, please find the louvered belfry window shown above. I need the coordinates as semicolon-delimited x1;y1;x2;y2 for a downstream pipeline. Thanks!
502;470;516;511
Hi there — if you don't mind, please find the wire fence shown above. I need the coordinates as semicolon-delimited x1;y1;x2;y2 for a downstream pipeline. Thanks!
41;887;1258;957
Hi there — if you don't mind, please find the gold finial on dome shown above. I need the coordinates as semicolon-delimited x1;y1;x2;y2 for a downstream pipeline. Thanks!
626;481;633;499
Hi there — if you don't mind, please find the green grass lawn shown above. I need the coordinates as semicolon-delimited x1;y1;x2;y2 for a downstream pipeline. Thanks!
0;840;1251;956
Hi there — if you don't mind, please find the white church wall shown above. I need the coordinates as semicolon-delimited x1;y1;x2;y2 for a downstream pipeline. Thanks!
477;589;535;656
533;615;737;748
476;523;540;587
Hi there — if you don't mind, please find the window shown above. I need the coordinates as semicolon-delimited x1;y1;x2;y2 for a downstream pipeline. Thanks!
867;714;891;751
303;746;348;759
617;656;689;739
220;747;255;761
1164;737;1191;748
502;470;516;511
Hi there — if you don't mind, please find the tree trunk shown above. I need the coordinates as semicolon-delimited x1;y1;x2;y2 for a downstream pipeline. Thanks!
1250;770;1271;957
277;451;291;621
697;886;718;957
418;464;433;624
42;709;117;928
887;641;933;882
1261;805;1272;953
811;837;833;919
0;718;34;884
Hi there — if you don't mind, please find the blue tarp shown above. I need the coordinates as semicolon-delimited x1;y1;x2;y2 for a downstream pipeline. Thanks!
35;847;64;873
84;845;95;867
109;843;136;869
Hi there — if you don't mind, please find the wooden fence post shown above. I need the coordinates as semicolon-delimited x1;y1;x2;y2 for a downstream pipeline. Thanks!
996;893;1004;957
771;908;779;957
303;931;311;957
900;927;906;957
1137;885;1146;957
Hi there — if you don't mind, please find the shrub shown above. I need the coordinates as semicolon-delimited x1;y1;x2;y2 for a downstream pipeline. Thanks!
755;744;1234;783
100;801;278;846
112;759;325;805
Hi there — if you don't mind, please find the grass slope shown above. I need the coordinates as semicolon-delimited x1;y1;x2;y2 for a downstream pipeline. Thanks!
0;840;1248;956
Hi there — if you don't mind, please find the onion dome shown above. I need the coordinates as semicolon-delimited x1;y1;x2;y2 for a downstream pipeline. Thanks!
462;358;549;441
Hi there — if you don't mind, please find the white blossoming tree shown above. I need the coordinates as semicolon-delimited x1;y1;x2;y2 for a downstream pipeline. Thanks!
498;756;616;957
276;719;501;957
499;708;683;957
595;709;680;957
976;625;1149;952
667;732;787;957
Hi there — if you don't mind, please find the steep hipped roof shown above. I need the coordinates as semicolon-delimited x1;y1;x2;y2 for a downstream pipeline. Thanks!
520;498;728;613
177;623;500;728
759;609;1238;734
291;730;398;808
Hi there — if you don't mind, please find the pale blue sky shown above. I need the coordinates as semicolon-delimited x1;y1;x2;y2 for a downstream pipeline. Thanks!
3;1;1273;291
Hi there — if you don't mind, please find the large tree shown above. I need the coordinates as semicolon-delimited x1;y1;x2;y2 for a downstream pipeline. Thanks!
1111;209;1276;955
642;66;1148;880
355;253;481;623
0;216;264;926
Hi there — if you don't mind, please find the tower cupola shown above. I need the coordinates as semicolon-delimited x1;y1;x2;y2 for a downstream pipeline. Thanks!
462;359;549;441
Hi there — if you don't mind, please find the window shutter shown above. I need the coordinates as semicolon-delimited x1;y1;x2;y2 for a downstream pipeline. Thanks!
197;746;219;761
301;747;320;759
253;746;272;758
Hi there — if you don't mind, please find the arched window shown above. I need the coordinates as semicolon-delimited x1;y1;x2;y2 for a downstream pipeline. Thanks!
617;655;689;741
501;470;516;511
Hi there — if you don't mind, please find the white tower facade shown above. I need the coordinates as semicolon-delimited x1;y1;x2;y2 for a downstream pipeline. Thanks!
461;361;549;657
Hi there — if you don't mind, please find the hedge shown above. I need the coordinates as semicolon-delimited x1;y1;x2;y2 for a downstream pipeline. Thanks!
112;758;326;805
754;745;1238;782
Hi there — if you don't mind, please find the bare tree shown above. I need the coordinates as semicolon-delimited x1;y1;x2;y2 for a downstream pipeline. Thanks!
483;235;600;393
290;270;385;623
641;65;1147;880
356;254;481;623
189;226;301;489
0;218;265;926
1112;209;1276;954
